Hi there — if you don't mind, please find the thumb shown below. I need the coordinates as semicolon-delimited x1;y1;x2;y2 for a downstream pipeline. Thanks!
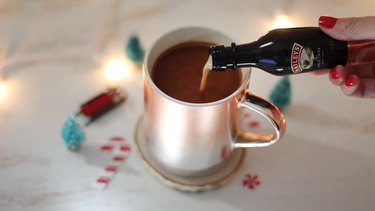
319;16;375;41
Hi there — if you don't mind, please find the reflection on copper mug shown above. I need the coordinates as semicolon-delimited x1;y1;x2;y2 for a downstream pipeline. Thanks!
142;27;286;177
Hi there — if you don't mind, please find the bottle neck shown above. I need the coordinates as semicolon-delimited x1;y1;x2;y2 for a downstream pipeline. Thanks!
209;43;236;70
209;41;270;71
234;42;263;68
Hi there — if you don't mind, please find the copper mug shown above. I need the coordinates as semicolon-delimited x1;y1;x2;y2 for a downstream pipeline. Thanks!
142;27;286;177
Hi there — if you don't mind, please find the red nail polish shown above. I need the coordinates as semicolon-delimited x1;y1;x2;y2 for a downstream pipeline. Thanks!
345;75;356;87
330;67;340;79
319;16;337;28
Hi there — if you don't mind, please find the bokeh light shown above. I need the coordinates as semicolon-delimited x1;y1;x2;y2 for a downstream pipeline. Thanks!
272;14;293;29
104;58;131;82
0;82;6;100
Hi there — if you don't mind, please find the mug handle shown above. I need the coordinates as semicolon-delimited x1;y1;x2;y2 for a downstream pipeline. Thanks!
234;91;286;148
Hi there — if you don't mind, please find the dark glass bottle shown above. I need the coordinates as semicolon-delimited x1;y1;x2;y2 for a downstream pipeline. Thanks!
209;27;375;75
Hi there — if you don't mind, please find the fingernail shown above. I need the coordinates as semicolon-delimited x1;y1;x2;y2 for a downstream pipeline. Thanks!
319;16;337;28
345;75;356;87
330;67;340;80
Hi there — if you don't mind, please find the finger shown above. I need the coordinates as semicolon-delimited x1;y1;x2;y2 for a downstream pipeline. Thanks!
341;75;360;96
360;78;375;98
329;65;354;86
341;75;375;98
349;63;375;78
319;16;375;41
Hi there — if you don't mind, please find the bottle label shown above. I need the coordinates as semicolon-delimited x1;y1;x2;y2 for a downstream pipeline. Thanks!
291;43;315;73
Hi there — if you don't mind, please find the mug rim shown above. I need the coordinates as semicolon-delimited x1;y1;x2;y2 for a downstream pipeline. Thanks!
144;26;251;107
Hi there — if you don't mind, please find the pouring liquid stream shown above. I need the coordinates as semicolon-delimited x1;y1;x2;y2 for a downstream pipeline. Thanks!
199;55;212;93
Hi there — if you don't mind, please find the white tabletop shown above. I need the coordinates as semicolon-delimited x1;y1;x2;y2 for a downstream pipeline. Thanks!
1;1;375;210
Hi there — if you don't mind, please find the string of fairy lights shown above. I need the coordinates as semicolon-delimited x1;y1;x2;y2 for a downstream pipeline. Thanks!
0;13;292;103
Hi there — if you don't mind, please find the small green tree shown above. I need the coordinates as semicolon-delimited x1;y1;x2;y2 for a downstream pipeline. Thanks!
125;34;144;64
269;76;291;110
61;115;85;151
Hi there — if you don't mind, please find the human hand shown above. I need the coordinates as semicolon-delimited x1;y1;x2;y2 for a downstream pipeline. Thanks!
318;16;375;98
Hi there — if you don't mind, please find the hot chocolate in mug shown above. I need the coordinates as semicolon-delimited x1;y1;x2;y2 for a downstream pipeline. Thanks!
136;26;286;190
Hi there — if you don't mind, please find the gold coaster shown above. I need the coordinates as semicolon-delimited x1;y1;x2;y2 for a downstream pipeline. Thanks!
134;116;246;192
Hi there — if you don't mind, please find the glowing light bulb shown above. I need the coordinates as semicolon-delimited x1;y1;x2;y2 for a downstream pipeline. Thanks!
272;14;293;29
104;59;131;82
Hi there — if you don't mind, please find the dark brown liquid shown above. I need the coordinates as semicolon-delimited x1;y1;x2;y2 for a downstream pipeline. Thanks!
152;42;242;103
